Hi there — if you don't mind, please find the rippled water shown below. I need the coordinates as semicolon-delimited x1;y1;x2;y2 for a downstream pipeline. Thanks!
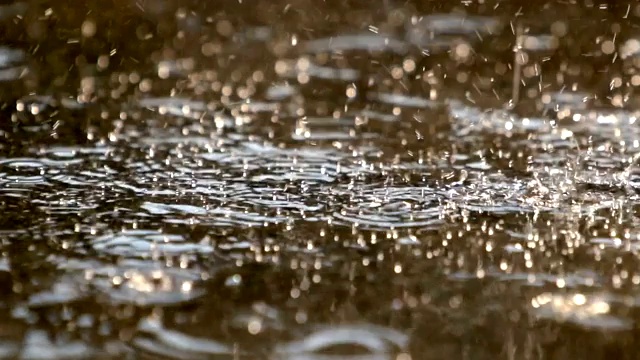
2;1;640;359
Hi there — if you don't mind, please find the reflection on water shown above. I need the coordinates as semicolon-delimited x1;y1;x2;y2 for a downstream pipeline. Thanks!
1;0;640;359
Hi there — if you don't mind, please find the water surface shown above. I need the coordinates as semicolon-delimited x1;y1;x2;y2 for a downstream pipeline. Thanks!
1;1;640;359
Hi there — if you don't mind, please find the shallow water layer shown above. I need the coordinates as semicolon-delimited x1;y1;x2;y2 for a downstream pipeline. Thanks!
2;1;640;359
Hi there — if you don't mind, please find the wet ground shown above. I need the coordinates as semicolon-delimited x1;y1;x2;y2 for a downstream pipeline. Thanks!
1;0;640;359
